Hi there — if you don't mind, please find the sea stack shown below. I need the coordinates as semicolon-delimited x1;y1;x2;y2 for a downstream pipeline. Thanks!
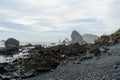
83;34;99;44
5;38;19;49
71;30;86;44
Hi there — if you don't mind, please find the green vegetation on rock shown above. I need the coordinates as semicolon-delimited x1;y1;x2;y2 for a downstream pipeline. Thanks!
95;29;120;46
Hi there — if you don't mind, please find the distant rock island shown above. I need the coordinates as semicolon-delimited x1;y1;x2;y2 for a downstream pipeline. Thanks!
61;30;99;45
5;38;19;49
71;30;86;44
83;34;99;44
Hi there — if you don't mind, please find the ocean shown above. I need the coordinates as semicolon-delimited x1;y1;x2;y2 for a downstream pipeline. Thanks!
0;42;60;48
0;42;61;63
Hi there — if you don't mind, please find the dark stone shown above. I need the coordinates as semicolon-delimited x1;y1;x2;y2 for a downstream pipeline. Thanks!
24;43;33;47
0;66;7;74
0;63;8;66
1;78;10;80
90;47;101;56
21;69;37;79
5;38;19;49
34;45;43;50
22;58;59;78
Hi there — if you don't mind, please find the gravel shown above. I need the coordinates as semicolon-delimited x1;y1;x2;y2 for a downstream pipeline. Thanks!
25;44;120;80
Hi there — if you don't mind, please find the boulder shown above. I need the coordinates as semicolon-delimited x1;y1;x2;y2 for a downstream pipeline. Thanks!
83;34;99;44
22;58;59;78
71;30;86;44
5;38;19;49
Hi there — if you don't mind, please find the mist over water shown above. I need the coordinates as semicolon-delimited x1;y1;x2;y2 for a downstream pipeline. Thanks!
0;41;56;48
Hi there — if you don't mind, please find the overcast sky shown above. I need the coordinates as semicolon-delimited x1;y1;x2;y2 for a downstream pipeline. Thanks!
0;0;120;42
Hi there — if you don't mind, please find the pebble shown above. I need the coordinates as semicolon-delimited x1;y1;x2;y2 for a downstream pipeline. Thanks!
113;65;118;69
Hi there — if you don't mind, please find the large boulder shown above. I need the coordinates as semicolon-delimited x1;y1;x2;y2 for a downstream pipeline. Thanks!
22;58;59;78
83;34;99;44
5;38;19;49
71;30;86;44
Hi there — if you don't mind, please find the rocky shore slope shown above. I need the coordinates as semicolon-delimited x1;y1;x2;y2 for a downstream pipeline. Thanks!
0;29;120;80
24;29;120;80
25;43;120;80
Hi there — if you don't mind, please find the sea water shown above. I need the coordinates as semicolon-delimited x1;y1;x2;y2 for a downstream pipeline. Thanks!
0;47;31;63
0;42;61;63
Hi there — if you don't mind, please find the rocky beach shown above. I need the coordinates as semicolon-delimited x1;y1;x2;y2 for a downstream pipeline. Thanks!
0;0;120;79
0;29;120;80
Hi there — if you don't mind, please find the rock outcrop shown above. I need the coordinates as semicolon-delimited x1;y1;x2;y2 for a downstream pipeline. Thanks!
62;38;70;45
95;29;120;46
22;58;59;78
83;34;99;44
5;38;19;49
71;30;86;44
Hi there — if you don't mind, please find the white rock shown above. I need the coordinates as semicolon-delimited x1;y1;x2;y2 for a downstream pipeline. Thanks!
83;34;99;44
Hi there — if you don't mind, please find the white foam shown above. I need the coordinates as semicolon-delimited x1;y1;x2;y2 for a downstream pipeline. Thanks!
0;47;33;63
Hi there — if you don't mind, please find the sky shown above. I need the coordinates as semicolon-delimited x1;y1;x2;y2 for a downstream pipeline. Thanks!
0;0;120;42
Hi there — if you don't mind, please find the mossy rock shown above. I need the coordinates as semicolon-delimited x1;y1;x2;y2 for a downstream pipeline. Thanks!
95;29;120;46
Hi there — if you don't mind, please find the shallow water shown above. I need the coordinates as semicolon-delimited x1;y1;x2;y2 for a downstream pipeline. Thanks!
0;42;61;63
0;42;60;48
0;47;32;63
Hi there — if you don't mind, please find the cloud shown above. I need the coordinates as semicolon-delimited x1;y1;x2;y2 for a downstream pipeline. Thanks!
104;0;120;30
0;26;23;32
0;0;119;42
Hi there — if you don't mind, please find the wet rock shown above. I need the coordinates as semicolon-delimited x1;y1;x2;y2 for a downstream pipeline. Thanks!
23;43;33;47
113;62;120;69
5;38;19;49
18;43;88;78
0;74;11;80
0;49;3;54
34;45;43;50
0;48;18;55
0;63;8;66
0;66;7;74
0;38;20;55
113;65;118;69
22;58;59;78
71;30;86;45
62;38;70;45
